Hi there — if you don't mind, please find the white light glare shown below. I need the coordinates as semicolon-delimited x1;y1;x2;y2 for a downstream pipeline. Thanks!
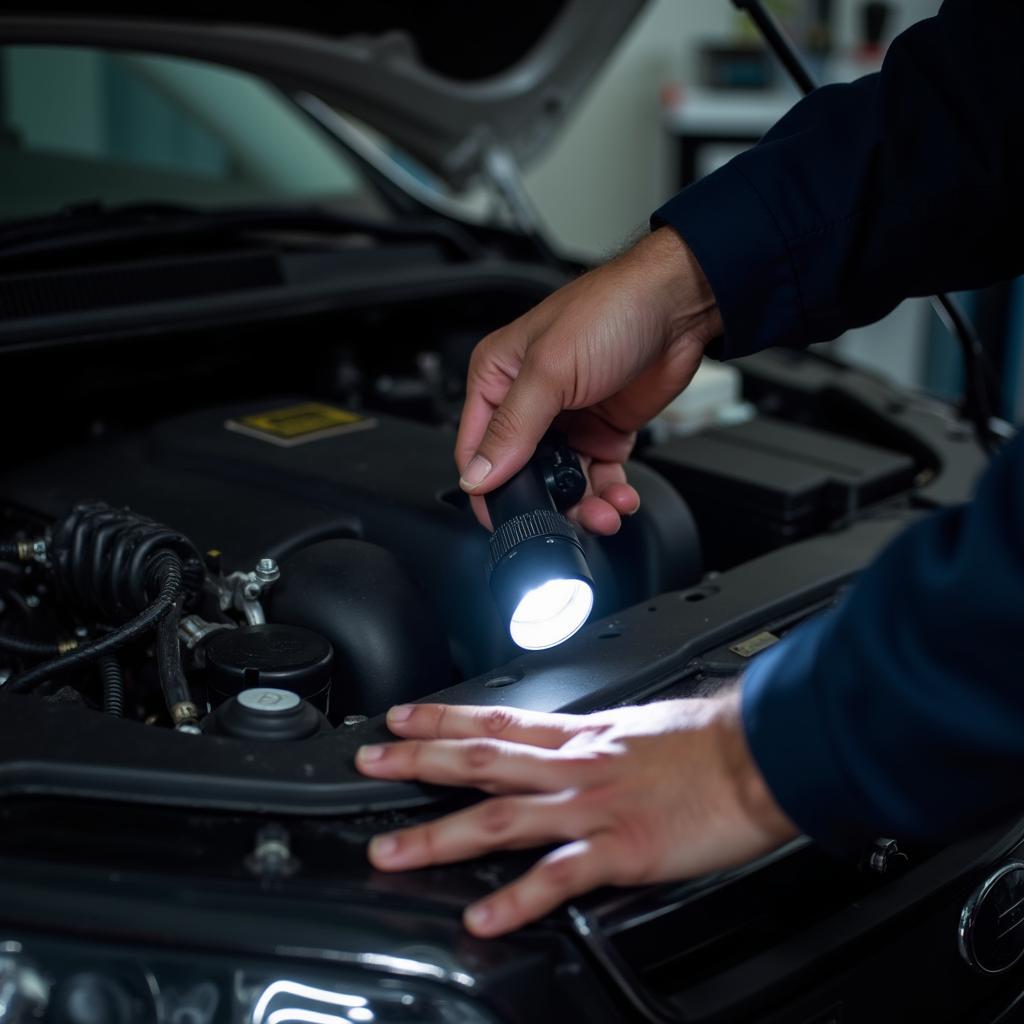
509;578;594;650
252;981;366;1024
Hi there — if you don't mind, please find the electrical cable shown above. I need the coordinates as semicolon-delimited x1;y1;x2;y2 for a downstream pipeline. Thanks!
154;592;195;723
0;634;61;658
731;0;1002;455
1;556;183;695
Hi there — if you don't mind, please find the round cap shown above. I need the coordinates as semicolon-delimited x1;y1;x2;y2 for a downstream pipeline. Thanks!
212;688;326;741
237;687;301;712
206;623;333;711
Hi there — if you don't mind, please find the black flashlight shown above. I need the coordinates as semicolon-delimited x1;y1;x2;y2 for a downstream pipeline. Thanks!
485;433;595;650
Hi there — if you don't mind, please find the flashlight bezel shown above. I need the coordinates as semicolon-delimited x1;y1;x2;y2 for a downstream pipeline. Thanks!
488;529;595;651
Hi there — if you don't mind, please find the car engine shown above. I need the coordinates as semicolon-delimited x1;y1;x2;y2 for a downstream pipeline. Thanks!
0;328;963;747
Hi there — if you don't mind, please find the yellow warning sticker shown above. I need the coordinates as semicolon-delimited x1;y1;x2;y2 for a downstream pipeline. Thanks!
225;402;377;447
729;631;780;658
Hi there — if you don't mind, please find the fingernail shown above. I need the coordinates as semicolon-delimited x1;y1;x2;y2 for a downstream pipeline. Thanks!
388;705;414;724
465;903;493;931
460;455;492;490
370;834;399;861
358;744;385;763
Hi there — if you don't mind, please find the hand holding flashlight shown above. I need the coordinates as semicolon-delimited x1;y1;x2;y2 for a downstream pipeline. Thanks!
486;433;594;649
455;226;723;536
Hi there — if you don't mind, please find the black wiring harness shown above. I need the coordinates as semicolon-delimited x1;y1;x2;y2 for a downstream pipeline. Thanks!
0;503;204;725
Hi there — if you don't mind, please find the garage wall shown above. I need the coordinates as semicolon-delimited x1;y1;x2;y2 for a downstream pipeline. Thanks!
522;0;941;259
521;0;942;389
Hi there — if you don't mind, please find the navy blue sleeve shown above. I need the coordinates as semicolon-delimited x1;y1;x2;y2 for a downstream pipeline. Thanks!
649;0;1024;852
741;432;1024;851
653;0;1024;359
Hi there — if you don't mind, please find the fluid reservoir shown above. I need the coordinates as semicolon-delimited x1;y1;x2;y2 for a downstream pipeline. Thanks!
204;624;333;715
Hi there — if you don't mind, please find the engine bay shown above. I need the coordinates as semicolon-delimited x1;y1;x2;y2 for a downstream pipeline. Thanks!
0;298;988;815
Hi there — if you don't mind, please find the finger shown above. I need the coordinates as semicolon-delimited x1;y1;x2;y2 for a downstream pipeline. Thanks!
460;355;564;496
567;494;622;535
385;703;593;749
468;494;493;531
463;834;620;937
355;737;597;793
455;331;524;473
587;462;640;516
367;792;582;871
558;409;637;466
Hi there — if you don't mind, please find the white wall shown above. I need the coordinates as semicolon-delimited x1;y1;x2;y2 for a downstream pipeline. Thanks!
523;1;734;260
522;0;943;388
523;0;941;259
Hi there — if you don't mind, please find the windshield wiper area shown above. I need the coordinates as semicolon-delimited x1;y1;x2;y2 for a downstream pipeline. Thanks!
0;201;484;268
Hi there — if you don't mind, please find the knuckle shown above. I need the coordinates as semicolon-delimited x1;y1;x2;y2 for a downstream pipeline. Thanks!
480;707;515;736
403;740;424;770
432;704;451;738
524;340;559;376
479;798;517;836
539;854;578;892
485;403;525;446
464;740;500;772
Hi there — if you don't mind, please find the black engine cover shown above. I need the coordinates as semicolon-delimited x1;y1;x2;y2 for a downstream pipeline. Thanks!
1;398;701;680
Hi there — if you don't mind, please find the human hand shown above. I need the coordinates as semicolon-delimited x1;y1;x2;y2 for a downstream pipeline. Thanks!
355;689;796;937
456;227;722;535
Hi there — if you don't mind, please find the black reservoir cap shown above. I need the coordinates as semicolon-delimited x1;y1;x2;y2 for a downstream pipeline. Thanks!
205;623;333;713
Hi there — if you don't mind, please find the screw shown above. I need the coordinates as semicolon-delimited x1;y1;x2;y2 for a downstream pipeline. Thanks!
255;558;280;585
25;595;40;609
246;824;298;877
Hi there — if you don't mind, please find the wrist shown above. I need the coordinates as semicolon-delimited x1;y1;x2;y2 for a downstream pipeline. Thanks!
713;686;799;847
633;226;723;351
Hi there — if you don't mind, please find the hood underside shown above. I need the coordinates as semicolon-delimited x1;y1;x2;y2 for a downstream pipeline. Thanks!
0;1;647;189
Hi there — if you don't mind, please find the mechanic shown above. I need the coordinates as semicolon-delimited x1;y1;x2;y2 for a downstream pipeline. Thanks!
357;0;1024;938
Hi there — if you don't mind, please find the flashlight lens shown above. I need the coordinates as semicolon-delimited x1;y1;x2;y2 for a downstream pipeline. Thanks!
509;578;594;650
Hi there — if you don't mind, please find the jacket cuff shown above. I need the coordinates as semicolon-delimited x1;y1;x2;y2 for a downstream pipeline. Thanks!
651;159;806;360
740;615;879;858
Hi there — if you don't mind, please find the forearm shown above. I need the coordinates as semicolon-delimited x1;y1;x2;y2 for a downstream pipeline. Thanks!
742;432;1024;853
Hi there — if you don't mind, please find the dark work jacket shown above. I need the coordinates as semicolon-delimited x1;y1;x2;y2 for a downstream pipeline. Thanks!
652;0;1024;853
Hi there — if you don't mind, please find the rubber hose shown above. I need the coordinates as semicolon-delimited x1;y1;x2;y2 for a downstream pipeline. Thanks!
155;593;190;712
0;634;61;658
1;557;183;695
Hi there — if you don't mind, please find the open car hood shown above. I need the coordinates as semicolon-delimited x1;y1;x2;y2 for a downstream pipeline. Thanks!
0;1;647;188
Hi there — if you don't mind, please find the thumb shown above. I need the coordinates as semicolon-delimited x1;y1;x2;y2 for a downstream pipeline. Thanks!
459;364;563;495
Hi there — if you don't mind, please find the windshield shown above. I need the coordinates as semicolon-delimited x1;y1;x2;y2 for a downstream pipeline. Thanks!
0;45;391;223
